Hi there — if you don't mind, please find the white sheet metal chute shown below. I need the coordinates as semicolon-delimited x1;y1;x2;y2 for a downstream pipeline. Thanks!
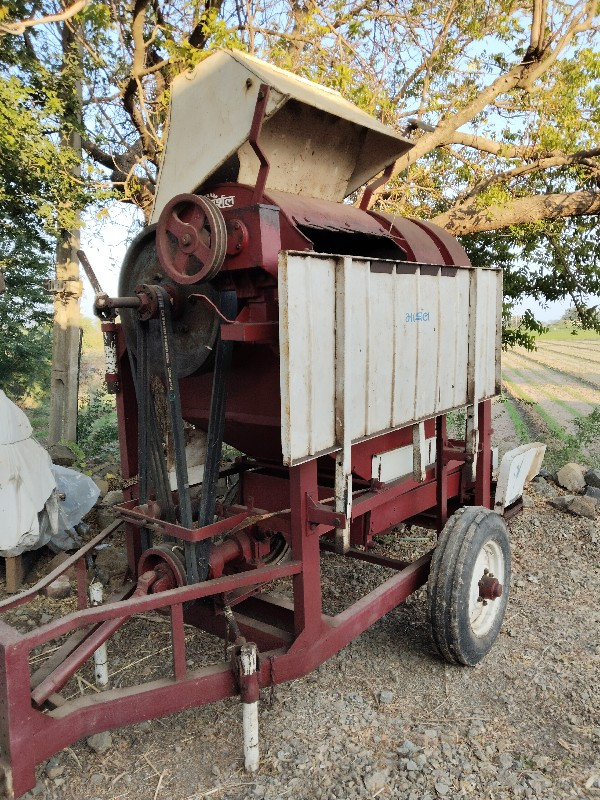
279;254;503;548
150;49;413;223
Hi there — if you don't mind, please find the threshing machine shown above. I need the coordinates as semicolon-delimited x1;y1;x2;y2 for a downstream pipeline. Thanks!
0;50;545;798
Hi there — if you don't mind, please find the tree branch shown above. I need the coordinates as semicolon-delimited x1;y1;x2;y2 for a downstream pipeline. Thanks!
366;0;599;206
463;149;600;198
0;0;88;35
432;190;600;234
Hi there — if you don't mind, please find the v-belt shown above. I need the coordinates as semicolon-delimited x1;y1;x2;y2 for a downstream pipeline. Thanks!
136;285;237;585
155;285;197;582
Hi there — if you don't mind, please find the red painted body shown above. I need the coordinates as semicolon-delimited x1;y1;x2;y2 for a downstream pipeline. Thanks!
0;185;497;798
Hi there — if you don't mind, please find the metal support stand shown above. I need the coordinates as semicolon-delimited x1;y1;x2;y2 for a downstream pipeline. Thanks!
239;643;260;772
89;582;109;689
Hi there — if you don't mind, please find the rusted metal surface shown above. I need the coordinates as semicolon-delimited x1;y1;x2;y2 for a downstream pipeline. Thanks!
156;194;227;284
118;226;220;378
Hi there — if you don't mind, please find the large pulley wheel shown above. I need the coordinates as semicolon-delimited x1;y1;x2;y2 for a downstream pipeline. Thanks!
157;194;227;284
428;506;510;666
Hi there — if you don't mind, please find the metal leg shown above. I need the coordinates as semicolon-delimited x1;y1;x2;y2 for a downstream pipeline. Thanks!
436;415;448;532
475;400;492;508
0;623;36;799
289;461;323;647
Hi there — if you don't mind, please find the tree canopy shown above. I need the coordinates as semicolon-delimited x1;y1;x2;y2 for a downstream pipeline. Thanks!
1;0;599;342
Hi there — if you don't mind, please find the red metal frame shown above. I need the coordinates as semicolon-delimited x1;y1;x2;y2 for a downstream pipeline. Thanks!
0;184;495;798
0;394;494;798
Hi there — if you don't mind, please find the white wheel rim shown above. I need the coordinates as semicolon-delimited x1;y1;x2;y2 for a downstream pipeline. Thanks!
468;540;505;637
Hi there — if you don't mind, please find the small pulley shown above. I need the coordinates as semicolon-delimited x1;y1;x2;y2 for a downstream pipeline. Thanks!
157;194;227;284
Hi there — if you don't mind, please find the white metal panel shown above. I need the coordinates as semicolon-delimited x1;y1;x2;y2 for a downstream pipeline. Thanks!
279;254;336;462
366;268;395;433
415;273;440;419
347;259;369;440
392;270;418;426
494;443;546;513
372;438;437;483
279;253;500;466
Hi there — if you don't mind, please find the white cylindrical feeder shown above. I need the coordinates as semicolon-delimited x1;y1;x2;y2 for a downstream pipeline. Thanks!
89;581;109;689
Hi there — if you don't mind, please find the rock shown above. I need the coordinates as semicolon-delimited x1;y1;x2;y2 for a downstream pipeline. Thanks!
435;782;450;796
567;496;598;519
47;443;77;467
45;761;63;780
378;690;394;704
90;773;104;786
585;469;600;488
585;486;600;501
363;769;389;794
537;468;554;479
43;574;71;599
47;552;75;579
522;496;535;508
548;495;575;509
94;545;128;584
39;612;53;625
404;760;419;771
87;731;112;754
96;506;116;530
103;489;124;507
556;463;586;492
498;753;513;770
532;481;558;498
93;478;109;500
398;741;417;755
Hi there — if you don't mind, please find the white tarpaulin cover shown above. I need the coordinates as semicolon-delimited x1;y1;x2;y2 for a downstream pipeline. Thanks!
0;390;57;556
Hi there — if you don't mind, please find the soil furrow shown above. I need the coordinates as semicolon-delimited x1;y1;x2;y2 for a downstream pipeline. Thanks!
536;343;600;366
505;347;600;392
502;351;598;414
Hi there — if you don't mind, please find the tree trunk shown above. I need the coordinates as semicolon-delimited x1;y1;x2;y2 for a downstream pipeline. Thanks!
48;27;83;447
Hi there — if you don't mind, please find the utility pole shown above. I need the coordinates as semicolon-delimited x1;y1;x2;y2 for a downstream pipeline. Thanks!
48;24;83;447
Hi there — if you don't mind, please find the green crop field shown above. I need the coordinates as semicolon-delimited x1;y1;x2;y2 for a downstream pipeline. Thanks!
536;323;600;341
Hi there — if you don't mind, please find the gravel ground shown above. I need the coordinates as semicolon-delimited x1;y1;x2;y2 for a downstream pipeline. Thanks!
12;480;599;800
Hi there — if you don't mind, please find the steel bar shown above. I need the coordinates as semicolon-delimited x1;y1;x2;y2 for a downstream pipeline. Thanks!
20;561;303;652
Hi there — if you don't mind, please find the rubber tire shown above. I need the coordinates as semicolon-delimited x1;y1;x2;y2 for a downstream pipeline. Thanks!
428;506;511;666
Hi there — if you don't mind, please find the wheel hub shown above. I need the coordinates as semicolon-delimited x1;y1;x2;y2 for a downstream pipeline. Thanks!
478;570;503;601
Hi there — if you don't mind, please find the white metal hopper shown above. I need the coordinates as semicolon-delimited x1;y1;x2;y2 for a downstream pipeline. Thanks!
150;49;413;223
